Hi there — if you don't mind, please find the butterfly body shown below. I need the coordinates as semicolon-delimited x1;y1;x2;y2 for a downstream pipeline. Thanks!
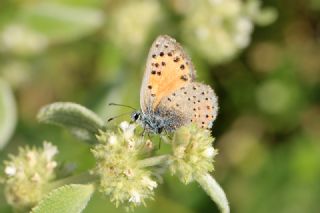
133;35;218;133
132;106;188;134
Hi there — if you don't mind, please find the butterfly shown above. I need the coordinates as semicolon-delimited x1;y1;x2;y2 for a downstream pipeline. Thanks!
131;35;218;134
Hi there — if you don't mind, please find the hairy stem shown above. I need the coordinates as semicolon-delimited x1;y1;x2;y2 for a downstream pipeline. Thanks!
46;172;98;192
196;173;230;213
138;155;170;168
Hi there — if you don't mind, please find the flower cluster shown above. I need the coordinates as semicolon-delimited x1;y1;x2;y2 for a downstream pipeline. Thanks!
169;124;217;184
180;0;276;64
92;122;157;209
1;141;58;210
0;24;48;55
108;0;162;59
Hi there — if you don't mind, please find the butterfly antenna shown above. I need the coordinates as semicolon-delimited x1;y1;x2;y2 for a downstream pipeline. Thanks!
107;111;131;122
108;103;136;110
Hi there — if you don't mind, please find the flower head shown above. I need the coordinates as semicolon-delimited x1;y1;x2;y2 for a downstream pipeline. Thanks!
181;0;276;64
0;23;48;55
169;124;217;184
1;141;58;211
108;0;163;59
92;122;157;209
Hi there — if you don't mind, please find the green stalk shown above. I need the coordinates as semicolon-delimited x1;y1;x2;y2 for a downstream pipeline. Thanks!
195;173;230;213
138;155;170;168
46;172;98;192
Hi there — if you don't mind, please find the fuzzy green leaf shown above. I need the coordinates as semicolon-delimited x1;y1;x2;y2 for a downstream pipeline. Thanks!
31;184;94;213
0;78;17;149
37;102;104;144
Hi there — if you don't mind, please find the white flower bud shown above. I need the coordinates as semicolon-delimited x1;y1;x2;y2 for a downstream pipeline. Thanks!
43;141;58;161
46;161;57;170
145;139;153;150
142;176;158;190
120;121;136;140
203;147;217;158
4;166;16;176
26;151;37;167
108;135;117;145
129;190;141;204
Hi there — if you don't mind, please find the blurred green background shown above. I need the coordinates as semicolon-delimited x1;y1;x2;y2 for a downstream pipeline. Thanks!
0;0;320;212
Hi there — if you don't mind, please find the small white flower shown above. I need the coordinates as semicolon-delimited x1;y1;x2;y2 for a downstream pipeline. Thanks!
142;176;158;190
4;166;16;176
174;146;186;159
236;17;253;33
120;121;136;140
108;135;117;145
203;147;217;158
129;190;141;204
46;161;57;170
43;142;58;161
126;125;136;138
26;151;37;167
234;17;253;48
120;121;130;131
145;139;153;150
127;140;136;150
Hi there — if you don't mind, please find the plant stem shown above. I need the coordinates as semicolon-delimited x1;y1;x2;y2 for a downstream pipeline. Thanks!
46;172;98;191
195;173;230;213
138;155;170;168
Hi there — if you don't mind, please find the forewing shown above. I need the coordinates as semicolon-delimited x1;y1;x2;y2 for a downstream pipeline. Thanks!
157;82;218;129
140;35;196;112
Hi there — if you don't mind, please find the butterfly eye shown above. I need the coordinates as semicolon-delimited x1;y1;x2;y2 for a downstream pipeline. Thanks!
134;113;139;120
131;112;141;121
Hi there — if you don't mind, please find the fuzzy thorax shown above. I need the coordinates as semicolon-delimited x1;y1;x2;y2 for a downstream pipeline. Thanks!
131;109;186;134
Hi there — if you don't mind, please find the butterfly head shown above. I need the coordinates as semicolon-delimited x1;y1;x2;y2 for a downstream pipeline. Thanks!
131;110;167;134
131;111;142;122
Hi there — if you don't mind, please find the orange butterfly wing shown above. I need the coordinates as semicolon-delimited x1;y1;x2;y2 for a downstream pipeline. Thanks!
140;35;195;112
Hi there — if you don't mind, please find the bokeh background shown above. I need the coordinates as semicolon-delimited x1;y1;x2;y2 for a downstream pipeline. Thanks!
0;0;320;212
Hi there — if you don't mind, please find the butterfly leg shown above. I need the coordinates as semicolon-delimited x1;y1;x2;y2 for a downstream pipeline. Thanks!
161;130;172;142
158;130;171;149
140;128;146;137
158;136;162;150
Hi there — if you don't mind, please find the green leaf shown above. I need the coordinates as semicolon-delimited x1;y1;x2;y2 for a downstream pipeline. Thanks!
0;78;17;149
37;102;104;144
31;184;95;213
21;2;105;44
